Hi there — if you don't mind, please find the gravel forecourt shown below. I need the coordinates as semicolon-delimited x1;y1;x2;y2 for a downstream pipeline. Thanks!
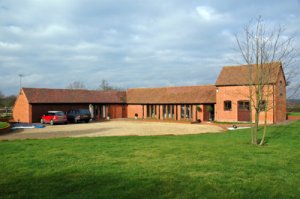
0;121;224;140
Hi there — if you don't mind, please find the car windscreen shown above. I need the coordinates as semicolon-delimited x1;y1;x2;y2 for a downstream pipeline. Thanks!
55;112;65;116
45;113;55;116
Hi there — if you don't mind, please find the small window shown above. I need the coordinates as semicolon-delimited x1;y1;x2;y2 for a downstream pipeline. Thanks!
280;81;283;96
224;101;232;111
259;100;266;111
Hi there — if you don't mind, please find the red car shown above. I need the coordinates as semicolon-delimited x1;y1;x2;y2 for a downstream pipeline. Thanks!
40;111;68;125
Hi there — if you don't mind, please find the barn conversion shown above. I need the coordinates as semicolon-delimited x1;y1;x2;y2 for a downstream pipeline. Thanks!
13;88;127;123
13;62;287;124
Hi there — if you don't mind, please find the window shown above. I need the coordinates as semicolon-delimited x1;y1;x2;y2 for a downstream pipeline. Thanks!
224;101;232;111
259;100;266;111
186;105;190;119
280;81;283;96
238;101;250;111
163;105;167;118
167;105;173;118
147;105;157;118
181;105;185;119
152;105;156;118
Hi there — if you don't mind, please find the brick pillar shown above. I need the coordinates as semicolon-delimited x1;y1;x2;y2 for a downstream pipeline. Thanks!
199;105;204;122
156;105;159;119
166;105;168;119
174;105;177;120
160;105;163;120
192;105;197;122
143;105;147;119
177;105;181;120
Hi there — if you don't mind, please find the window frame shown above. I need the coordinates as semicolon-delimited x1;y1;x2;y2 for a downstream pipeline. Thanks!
224;100;232;111
259;100;267;111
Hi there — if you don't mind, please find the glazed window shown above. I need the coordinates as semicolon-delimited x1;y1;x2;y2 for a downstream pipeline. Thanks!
152;105;156;118
186;105;190;119
181;105;185;119
224;101;232;111
259;100;267;111
238;101;250;111
280;81;283;96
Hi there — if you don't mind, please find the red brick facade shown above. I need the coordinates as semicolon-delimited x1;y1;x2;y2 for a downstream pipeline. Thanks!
215;62;287;124
13;90;31;123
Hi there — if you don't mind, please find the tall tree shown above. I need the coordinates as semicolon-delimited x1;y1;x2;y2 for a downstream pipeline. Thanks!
235;16;298;145
0;91;16;107
0;91;4;107
66;81;86;89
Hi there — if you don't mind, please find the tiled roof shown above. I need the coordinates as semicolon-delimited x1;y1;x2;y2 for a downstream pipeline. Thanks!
22;88;126;103
215;62;282;86
127;85;216;104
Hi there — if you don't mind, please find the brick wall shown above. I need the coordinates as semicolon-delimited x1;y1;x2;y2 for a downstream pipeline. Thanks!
215;86;275;123
274;69;287;123
127;105;143;119
13;90;30;123
108;105;126;119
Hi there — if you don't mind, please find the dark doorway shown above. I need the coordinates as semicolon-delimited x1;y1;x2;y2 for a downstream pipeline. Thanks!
238;101;250;121
203;104;214;121
122;105;127;118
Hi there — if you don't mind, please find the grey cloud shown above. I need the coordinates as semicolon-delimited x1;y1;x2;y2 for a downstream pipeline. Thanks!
0;0;299;97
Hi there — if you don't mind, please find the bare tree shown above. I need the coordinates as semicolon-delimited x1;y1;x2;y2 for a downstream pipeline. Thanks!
235;16;298;145
66;81;86;89
0;91;4;99
97;80;119;91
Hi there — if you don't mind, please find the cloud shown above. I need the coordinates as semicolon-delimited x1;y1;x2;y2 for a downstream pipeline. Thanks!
0;42;22;50
196;6;230;22
0;0;299;97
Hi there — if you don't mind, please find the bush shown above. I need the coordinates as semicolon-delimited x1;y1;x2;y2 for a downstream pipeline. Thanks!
0;122;9;129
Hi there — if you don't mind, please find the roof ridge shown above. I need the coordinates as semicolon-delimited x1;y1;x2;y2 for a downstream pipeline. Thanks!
128;84;215;90
223;61;282;68
22;87;125;93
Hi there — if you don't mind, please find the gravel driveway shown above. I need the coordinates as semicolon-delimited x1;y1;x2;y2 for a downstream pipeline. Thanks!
0;121;224;140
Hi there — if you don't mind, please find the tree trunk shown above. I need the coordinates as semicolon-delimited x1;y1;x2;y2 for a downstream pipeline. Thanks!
260;112;268;145
253;109;259;145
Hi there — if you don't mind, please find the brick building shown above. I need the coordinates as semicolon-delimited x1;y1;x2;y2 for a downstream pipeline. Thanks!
215;62;286;123
13;62;287;124
127;85;216;122
13;88;127;123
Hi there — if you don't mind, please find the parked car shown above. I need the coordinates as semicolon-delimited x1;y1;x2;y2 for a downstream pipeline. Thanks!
41;111;68;125
67;109;91;123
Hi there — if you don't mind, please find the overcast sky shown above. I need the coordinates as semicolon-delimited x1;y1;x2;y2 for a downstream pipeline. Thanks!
0;0;299;96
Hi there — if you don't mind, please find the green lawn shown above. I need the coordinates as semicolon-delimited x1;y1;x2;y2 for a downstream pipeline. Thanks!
0;122;9;129
0;122;300;199
288;112;300;116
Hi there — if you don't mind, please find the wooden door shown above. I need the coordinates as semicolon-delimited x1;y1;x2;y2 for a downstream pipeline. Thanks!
238;101;250;122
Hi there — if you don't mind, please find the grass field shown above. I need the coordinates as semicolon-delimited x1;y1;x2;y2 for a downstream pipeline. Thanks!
0;122;300;199
288;112;300;116
0;122;9;129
